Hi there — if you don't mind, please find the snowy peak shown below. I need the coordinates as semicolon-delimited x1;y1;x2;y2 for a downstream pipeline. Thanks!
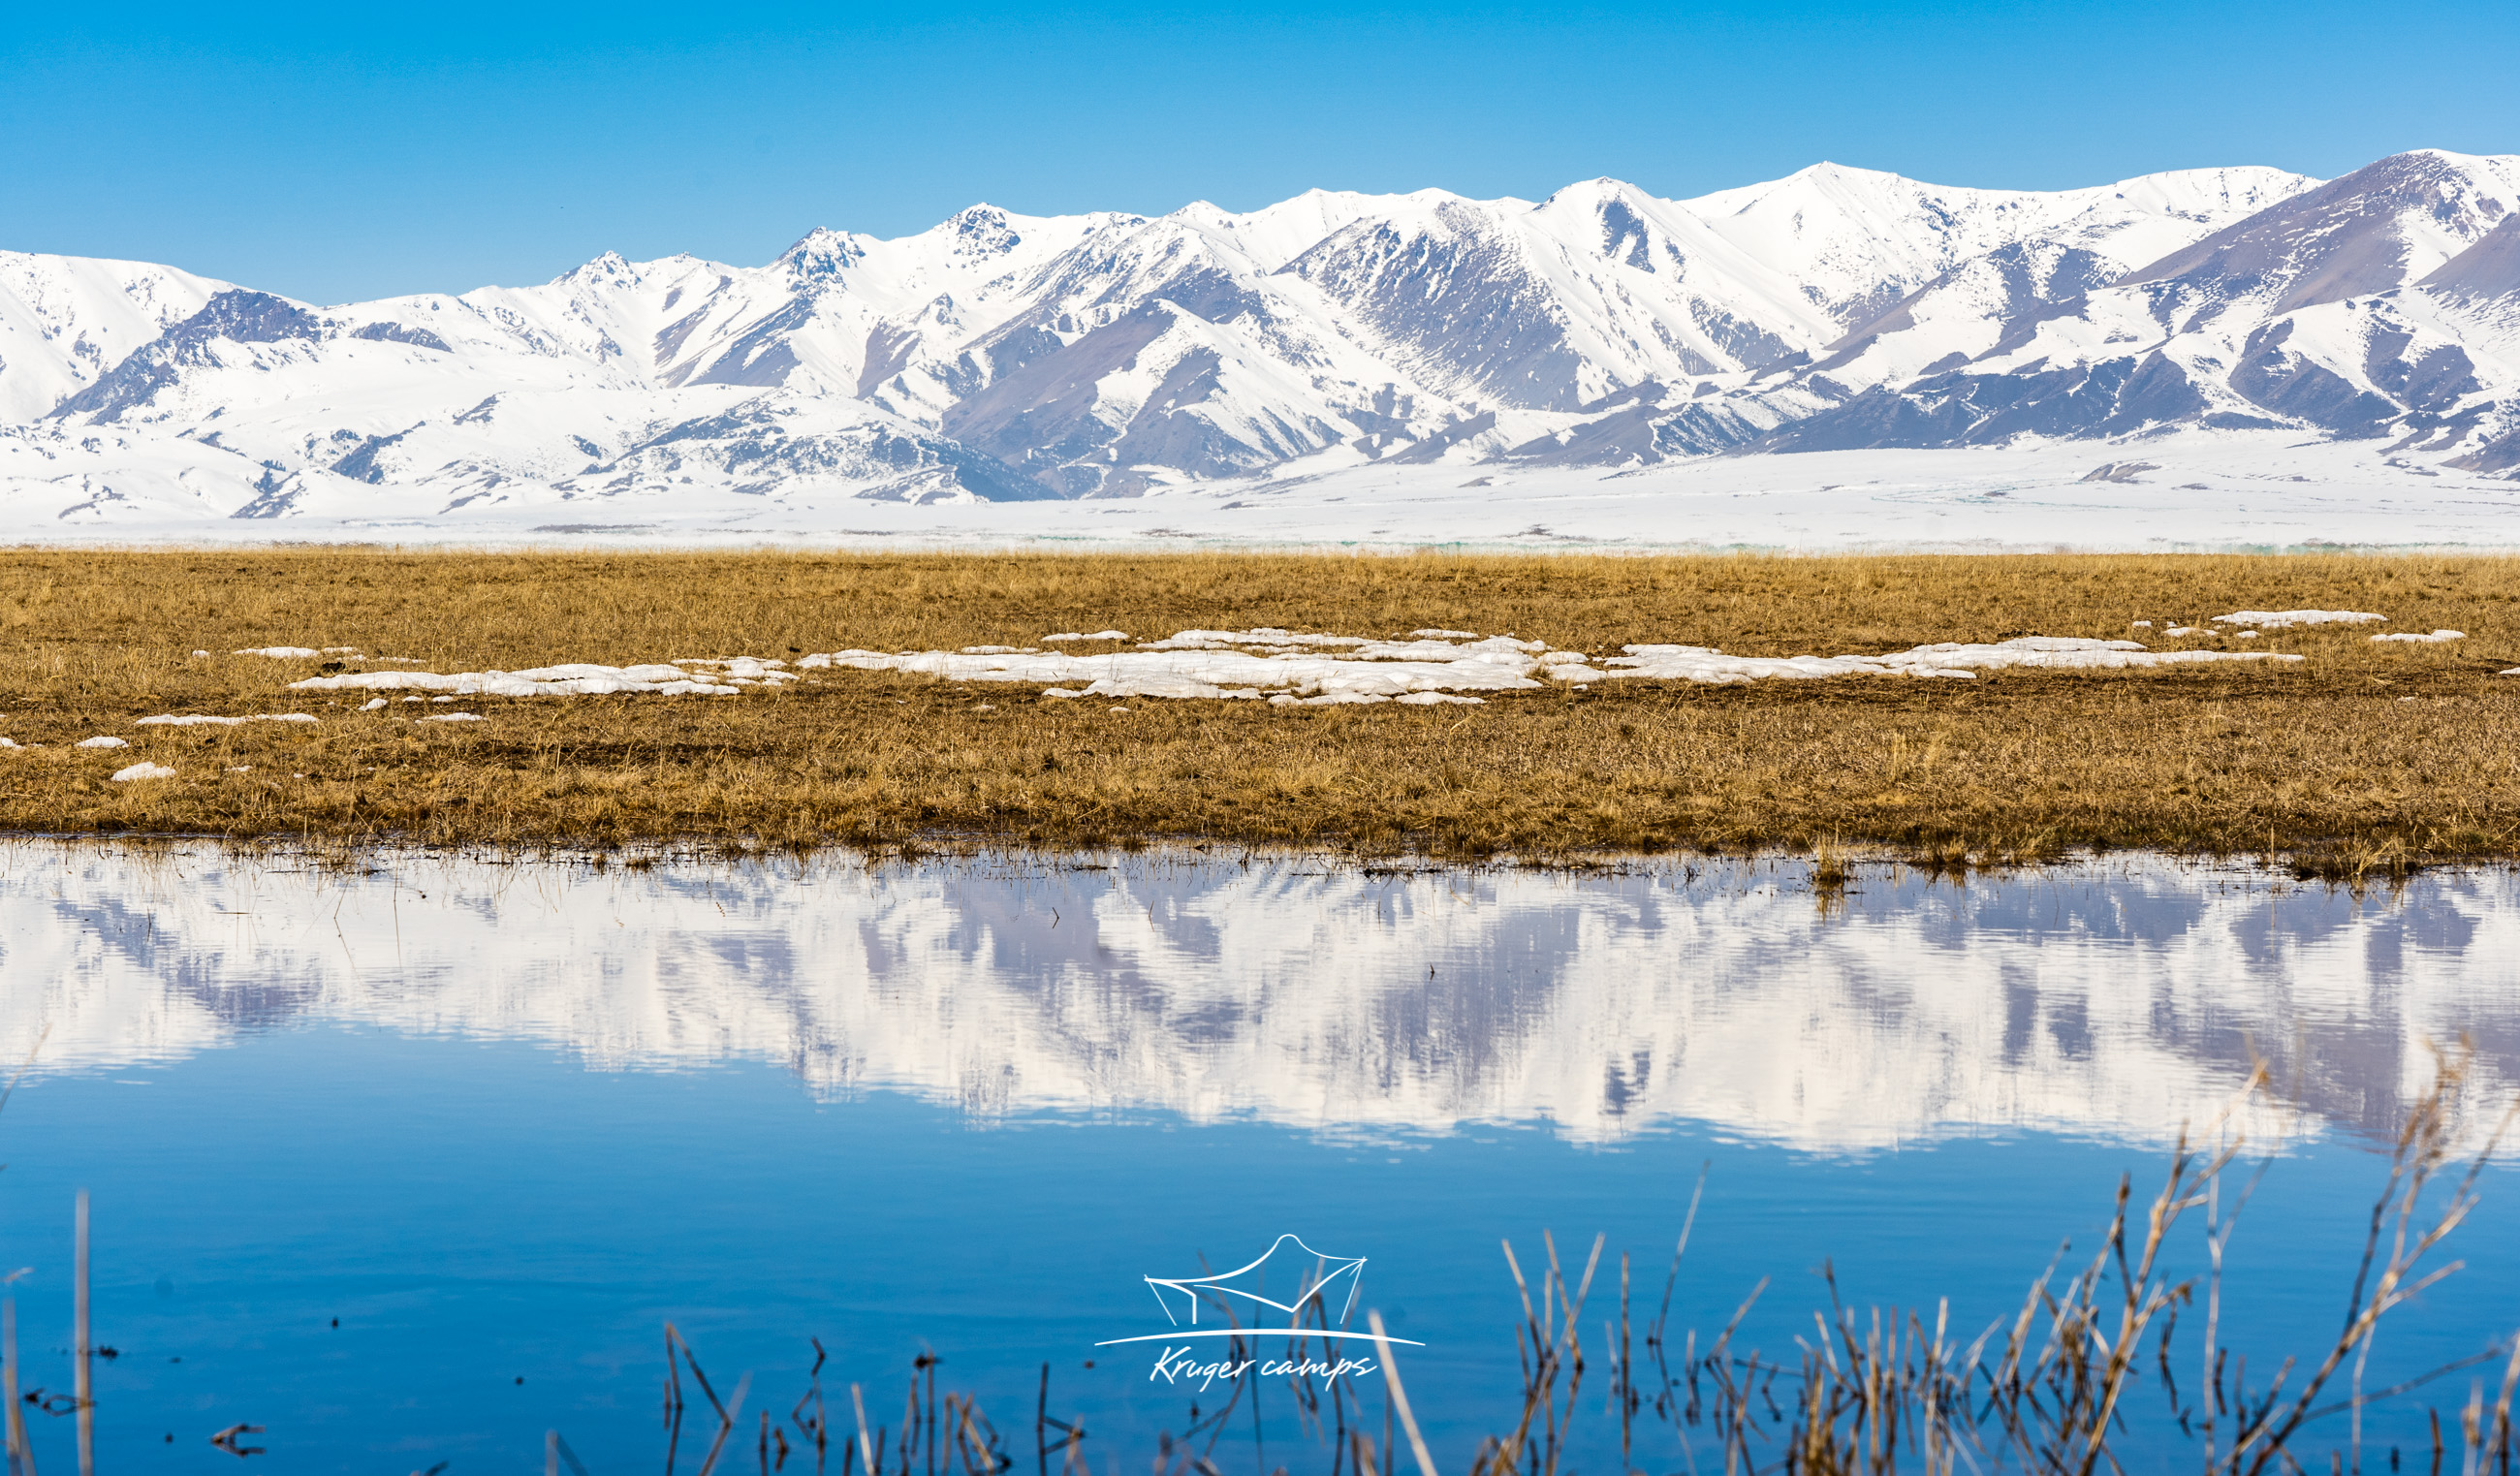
0;250;232;422
778;229;868;286
52;288;326;423
2124;149;2520;314
1684;161;2319;326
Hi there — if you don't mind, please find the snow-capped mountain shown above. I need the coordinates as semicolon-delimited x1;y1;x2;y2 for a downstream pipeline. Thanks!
8;147;2519;531
0;250;229;423
1753;151;2520;466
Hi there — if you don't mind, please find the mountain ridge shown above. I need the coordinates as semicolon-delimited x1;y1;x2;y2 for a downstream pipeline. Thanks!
5;148;2518;530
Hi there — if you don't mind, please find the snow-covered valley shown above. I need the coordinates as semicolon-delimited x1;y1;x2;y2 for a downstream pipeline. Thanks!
8;149;2520;549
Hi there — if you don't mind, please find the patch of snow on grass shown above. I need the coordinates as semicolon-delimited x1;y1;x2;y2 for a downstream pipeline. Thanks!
136;713;319;727
77;736;129;748
290;663;742;697
1043;631;1127;642
1579;637;2302;685
2214;610;2386;628
803;629;2307;702
803;629;1545;703
2373;630;2464;643
234;646;322;658
110;762;176;781
673;658;798;684
424;713;482;722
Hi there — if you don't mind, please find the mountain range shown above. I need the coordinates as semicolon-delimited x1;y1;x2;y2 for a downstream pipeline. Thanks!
4;147;2517;532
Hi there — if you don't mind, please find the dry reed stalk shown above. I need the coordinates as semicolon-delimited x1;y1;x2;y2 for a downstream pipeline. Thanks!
2219;1052;2520;1476
1366;1312;1436;1476
70;1194;87;1476
0;1027;48;1126
4;1296;30;1476
698;1374;752;1476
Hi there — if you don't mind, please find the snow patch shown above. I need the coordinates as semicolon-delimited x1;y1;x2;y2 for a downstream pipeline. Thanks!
2372;630;2465;643
289;663;745;697
2214;610;2386;628
136;712;319;727
1592;637;2301;684
233;646;323;658
77;736;129;748
803;628;2306;702
110;762;176;781
802;629;1545;703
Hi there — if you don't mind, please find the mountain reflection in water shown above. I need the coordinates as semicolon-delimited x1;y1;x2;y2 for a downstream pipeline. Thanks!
5;843;2513;1152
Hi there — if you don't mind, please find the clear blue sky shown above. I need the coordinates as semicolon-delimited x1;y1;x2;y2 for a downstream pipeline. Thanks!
4;0;2513;305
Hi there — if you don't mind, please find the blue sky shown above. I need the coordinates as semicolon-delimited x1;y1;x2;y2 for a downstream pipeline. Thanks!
3;0;2513;304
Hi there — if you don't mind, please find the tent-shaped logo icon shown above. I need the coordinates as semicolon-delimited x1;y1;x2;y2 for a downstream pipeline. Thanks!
1094;1234;1422;1347
1147;1234;1365;1330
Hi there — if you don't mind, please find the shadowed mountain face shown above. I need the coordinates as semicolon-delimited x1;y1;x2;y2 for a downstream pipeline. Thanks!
7;150;2520;523
2122;152;2516;315
10;844;2516;1153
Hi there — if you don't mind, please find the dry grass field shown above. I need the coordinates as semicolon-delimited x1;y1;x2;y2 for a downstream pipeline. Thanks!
2;548;2516;871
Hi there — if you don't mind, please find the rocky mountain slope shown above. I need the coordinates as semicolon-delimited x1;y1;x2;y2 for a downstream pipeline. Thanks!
5;148;2516;527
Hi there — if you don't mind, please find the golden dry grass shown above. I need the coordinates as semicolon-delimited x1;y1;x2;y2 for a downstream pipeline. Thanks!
2;548;2517;870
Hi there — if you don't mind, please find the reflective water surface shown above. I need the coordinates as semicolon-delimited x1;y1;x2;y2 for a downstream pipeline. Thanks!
1;844;2516;1474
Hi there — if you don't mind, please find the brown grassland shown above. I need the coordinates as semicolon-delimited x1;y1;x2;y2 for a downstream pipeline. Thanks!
1;547;2516;871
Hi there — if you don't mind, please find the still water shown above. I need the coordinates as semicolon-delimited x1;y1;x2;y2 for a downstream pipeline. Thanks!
2;844;2516;1475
